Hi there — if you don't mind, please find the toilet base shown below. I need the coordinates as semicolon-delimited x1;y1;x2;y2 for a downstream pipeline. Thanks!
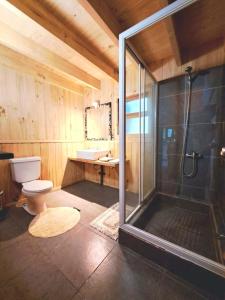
23;203;37;216
22;194;47;215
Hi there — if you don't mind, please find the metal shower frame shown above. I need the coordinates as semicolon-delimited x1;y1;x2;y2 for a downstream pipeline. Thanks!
119;0;225;278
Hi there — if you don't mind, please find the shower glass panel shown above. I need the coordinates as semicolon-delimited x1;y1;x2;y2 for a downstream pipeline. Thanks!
119;0;225;278
125;49;140;219
141;70;156;202
124;48;156;220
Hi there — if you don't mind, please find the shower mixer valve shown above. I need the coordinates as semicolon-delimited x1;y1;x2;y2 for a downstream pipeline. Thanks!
182;151;203;178
185;151;202;159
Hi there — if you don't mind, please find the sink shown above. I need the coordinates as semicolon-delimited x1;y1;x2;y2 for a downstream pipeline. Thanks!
76;149;108;160
0;152;14;160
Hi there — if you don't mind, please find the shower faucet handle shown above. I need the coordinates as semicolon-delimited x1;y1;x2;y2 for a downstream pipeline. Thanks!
220;147;225;157
185;151;202;159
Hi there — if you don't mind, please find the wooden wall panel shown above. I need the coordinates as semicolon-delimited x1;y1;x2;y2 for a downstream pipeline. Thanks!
0;60;85;205
152;42;225;81
0;64;84;142
83;72;141;193
83;77;120;188
0;142;85;205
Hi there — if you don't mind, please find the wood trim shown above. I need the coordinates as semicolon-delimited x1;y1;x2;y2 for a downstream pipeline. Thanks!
126;112;140;119
126;93;139;101
7;0;118;81
0;21;100;89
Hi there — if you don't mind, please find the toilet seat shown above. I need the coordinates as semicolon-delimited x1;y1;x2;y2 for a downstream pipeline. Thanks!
23;180;53;193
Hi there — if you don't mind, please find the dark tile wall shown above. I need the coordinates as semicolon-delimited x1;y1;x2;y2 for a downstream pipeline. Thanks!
157;65;225;225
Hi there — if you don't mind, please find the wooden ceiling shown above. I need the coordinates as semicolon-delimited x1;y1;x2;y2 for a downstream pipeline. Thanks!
1;0;224;88
105;0;174;64
173;0;225;63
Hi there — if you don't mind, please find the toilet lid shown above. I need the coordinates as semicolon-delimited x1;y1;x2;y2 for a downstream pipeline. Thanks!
23;180;53;192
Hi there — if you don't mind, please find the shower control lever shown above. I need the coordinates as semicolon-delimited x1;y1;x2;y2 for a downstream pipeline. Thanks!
182;151;202;178
216;232;225;240
185;151;202;159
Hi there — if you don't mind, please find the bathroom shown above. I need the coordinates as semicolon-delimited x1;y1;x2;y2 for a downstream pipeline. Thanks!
0;0;225;299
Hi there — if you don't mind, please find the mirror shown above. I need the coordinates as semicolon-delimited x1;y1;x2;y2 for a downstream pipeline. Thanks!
85;102;113;140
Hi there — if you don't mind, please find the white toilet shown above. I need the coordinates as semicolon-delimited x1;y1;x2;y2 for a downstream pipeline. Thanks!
10;156;53;215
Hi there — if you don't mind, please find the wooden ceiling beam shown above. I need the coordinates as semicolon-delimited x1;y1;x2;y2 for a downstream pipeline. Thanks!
78;0;157;80
7;0;118;81
160;0;182;66
78;0;121;46
0;43;84;95
0;21;101;89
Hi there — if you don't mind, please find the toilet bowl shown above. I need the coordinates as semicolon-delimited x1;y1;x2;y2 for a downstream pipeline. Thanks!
22;180;53;215
10;156;53;215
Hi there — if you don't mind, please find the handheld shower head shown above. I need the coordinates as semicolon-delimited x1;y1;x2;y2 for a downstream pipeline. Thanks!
185;66;192;74
185;66;192;82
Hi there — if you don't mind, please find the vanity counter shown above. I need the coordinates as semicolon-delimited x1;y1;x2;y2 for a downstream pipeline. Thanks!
69;157;127;186
69;157;120;168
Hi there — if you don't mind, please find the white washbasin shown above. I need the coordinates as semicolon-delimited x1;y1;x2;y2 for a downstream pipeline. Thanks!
76;149;108;160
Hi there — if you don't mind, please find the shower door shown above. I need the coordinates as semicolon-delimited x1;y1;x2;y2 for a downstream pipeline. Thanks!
141;69;156;202
123;48;156;221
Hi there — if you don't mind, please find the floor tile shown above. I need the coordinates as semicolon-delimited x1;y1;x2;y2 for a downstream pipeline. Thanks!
45;189;106;225
9;206;33;231
0;255;77;300
157;272;208;300
0;237;41;287
0;215;28;250
32;223;83;257
73;244;162;300
63;182;119;208
48;225;115;289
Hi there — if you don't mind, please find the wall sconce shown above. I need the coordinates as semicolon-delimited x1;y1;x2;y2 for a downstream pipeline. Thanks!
93;100;100;109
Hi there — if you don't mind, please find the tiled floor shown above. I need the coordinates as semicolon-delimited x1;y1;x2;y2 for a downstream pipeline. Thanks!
0;181;220;299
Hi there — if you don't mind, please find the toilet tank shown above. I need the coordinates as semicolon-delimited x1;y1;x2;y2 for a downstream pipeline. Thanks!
9;156;41;183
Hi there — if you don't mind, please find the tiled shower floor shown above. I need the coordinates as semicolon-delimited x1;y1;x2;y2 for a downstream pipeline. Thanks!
135;194;218;262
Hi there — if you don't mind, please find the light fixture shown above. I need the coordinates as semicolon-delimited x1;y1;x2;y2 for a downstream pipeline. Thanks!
93;100;100;109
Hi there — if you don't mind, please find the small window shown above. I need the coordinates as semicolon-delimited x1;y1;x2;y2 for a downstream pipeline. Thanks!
126;97;149;134
126;100;140;114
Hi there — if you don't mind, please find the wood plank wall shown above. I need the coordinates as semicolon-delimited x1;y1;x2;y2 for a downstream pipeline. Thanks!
152;42;225;81
0;62;85;205
83;66;141;193
83;77;120;188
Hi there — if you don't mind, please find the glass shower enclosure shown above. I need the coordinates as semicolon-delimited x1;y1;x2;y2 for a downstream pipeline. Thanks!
122;48;156;221
119;0;225;280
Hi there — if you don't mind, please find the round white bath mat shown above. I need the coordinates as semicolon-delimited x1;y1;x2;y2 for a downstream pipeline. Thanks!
28;207;80;238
